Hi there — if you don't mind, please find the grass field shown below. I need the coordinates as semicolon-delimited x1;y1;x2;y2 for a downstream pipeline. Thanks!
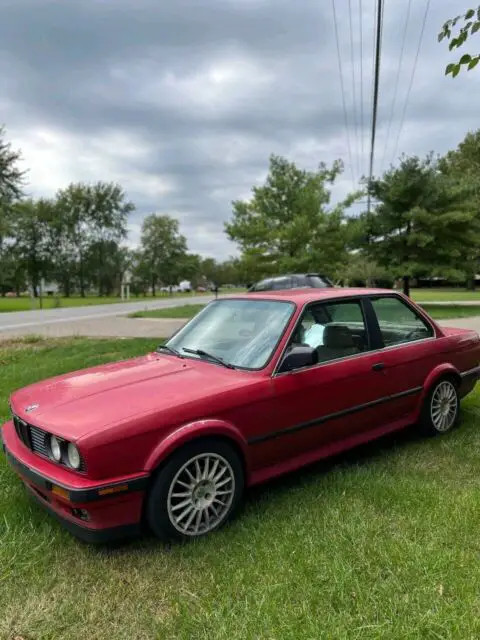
421;304;480;319
130;302;480;321
1;337;480;638
411;288;480;302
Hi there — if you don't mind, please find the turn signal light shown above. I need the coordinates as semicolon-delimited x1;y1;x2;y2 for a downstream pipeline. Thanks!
51;485;70;500
98;484;128;496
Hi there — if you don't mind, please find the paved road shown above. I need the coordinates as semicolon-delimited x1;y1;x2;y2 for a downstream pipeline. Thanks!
0;295;214;335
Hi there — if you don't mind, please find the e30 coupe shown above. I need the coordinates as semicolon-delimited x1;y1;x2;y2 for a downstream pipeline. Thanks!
2;289;479;543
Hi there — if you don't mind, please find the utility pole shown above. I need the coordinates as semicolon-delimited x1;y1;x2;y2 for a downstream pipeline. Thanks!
367;0;384;215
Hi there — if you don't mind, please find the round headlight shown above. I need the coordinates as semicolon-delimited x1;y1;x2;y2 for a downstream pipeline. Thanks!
67;443;81;469
50;435;62;461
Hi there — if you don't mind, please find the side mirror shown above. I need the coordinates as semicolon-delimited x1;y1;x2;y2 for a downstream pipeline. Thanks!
278;345;318;373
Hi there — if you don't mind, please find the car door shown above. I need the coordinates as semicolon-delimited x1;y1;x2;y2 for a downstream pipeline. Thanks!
364;294;443;422
260;298;396;467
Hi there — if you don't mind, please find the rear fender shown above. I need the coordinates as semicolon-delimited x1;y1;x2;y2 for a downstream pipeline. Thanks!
412;363;461;421
144;419;250;479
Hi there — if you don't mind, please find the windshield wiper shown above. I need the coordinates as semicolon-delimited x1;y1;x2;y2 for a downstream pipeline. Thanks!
156;344;184;359
182;347;235;369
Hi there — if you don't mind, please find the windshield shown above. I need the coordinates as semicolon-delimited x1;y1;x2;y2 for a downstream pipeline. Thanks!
166;298;295;369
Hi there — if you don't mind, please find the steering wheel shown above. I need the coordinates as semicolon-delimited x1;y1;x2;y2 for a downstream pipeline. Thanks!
404;329;422;341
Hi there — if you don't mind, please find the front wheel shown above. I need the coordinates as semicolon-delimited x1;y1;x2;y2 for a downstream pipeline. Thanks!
146;440;244;542
419;378;460;436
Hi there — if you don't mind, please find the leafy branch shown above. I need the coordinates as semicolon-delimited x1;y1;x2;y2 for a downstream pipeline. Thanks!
439;6;480;76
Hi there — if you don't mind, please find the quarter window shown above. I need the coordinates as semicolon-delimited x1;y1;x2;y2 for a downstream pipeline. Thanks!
371;296;434;347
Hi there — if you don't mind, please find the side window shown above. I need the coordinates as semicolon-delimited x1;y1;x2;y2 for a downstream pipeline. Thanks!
285;299;369;367
371;296;434;347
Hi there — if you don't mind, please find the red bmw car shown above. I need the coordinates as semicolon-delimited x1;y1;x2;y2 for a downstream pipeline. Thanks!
2;289;479;543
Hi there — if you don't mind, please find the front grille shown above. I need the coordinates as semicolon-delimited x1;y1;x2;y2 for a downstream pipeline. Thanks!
13;415;32;449
12;414;86;472
30;425;49;457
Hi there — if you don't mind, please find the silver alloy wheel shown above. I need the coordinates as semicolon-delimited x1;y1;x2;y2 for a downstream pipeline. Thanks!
430;380;458;432
167;453;236;536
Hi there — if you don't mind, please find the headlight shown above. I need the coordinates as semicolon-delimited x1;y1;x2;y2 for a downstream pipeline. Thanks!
67;443;81;469
50;435;62;461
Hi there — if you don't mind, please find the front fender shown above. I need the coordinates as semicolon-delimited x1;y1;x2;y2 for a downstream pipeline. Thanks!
144;419;250;478
412;363;461;421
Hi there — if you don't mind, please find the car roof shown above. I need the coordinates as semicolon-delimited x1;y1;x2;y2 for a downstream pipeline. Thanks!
232;287;399;305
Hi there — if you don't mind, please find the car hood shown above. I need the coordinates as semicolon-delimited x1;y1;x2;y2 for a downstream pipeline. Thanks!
10;353;251;441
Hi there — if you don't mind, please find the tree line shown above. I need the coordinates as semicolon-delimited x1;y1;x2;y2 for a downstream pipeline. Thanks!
2;124;480;298
0;126;242;297
225;131;480;295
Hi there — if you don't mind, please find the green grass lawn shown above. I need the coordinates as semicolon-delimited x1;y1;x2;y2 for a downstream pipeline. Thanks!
1;337;480;638
411;288;480;302
130;301;480;321
421;304;480;320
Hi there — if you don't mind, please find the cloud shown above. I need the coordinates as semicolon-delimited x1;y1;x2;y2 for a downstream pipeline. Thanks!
2;0;479;258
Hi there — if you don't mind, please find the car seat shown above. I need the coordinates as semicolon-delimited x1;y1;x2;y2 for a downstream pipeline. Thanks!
315;324;359;362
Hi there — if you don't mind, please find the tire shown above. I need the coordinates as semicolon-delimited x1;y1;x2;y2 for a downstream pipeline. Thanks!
419;377;460;436
146;439;245;543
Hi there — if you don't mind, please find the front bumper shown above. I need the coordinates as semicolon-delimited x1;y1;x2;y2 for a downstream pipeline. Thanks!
1;421;149;543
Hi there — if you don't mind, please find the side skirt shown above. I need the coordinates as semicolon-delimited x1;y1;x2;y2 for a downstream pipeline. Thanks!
248;416;412;487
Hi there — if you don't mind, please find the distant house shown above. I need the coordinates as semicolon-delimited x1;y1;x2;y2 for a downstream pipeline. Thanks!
40;281;60;296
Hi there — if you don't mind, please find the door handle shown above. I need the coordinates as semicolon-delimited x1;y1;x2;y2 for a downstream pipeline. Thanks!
372;362;385;372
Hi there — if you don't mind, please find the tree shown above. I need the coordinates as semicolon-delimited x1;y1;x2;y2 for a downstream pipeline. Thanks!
138;214;188;295
364;154;480;296
340;253;393;288
55;182;134;296
225;155;358;281
439;7;480;76
0;126;25;213
199;258;219;284
0;127;25;292
84;241;131;296
439;130;480;288
9;199;54;297
0;244;26;296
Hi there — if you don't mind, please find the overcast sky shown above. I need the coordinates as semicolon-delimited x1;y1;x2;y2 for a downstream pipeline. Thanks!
2;0;479;259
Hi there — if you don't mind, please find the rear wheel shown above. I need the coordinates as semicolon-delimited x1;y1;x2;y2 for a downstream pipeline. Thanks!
419;378;459;436
146;439;244;542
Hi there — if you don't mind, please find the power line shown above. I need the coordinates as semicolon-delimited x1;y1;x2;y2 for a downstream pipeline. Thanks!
367;0;384;215
389;0;431;168
358;0;365;178
348;0;360;178
379;0;412;174
331;0;355;186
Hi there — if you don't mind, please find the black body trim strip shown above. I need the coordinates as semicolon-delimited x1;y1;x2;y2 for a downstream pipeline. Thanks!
248;386;423;445
2;437;149;503
460;365;480;381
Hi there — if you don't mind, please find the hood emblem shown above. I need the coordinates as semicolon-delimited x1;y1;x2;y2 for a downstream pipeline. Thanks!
25;403;39;413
